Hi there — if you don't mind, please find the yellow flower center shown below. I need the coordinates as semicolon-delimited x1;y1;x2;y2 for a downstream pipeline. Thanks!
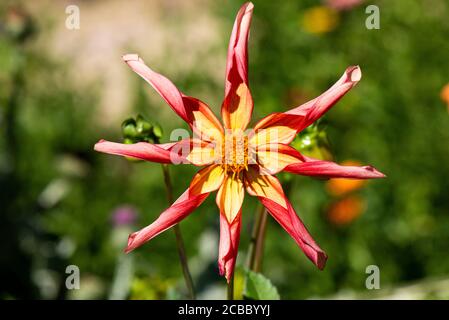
221;131;249;175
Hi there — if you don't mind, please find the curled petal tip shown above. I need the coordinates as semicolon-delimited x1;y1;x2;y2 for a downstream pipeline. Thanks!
218;260;233;283
316;251;328;270
363;165;386;178
245;2;254;11
122;53;141;63
347;65;362;82
124;232;138;253
93;139;106;151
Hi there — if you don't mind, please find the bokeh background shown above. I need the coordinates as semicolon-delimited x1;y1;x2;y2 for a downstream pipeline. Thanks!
1;0;449;299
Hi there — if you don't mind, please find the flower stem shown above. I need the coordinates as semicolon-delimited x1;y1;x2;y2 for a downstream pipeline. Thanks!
161;164;196;300
227;273;234;300
247;204;268;272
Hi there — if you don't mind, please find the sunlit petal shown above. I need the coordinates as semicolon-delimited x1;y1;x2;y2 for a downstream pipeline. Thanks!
218;211;241;282
190;165;225;195
222;82;253;131
259;196;327;269
256;144;303;174
222;2;254;130
249;113;304;145
244;166;287;208
123;54;223;138
125;189;209;253
216;173;245;223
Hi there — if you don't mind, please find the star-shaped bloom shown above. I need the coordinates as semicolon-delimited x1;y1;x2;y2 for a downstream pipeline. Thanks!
95;2;385;281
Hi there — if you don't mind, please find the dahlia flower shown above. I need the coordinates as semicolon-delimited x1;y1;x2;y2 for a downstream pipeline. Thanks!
95;2;384;281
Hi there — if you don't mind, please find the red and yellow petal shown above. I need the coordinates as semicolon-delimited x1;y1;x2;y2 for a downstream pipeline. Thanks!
123;54;224;140
244;166;287;209
125;188;209;253
216;173;245;223
285;66;362;131
224;2;253;96
284;157;386;179
94;139;184;164
221;2;254;131
248;66;361;143
249;113;304;146
190;165;225;195
218;211;241;282
183;96;224;142
259;196;327;269
123;54;189;122
222;82;253;131
256;144;303;175
244;166;327;269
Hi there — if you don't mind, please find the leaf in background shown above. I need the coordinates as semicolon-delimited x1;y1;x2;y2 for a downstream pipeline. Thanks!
243;270;280;300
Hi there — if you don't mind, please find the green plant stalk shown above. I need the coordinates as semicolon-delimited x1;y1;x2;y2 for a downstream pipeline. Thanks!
161;164;196;300
247;204;268;272
253;209;268;272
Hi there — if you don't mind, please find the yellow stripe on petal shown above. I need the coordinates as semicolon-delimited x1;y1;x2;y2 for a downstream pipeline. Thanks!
190;100;224;142
190;165;225;195
222;82;253;131
186;140;217;166
244;166;287;208
257;144;302;174
216;173;245;223
250;125;297;147
249;113;304;146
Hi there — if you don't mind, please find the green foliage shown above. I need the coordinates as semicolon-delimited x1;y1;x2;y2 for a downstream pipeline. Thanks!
244;270;280;300
121;115;163;144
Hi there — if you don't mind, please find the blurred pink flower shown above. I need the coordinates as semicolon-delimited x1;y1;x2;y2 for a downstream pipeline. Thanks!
325;0;364;11
111;205;138;227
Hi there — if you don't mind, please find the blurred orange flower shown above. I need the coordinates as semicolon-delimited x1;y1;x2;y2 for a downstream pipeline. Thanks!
440;83;449;111
301;6;339;34
326;160;367;196
327;195;365;225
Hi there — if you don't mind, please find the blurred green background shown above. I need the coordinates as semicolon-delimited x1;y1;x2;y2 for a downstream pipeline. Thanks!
1;0;449;299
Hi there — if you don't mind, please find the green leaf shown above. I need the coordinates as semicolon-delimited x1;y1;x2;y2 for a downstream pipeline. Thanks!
243;270;280;300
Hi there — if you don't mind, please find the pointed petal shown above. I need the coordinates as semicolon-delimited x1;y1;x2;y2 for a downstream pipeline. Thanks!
244;166;287;208
125;188;208;253
256;144;303;174
190;165;225;195
285;66;362;131
284;158;386;179
221;2;254;130
250;66;361;139
249;113;305;145
218;211;242;282
183;96;224;142
216;173;245;223
123;54;189;122
259;196;327;269
94;139;184;164
222;82;253;131
123;54;223;139
225;2;254;95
